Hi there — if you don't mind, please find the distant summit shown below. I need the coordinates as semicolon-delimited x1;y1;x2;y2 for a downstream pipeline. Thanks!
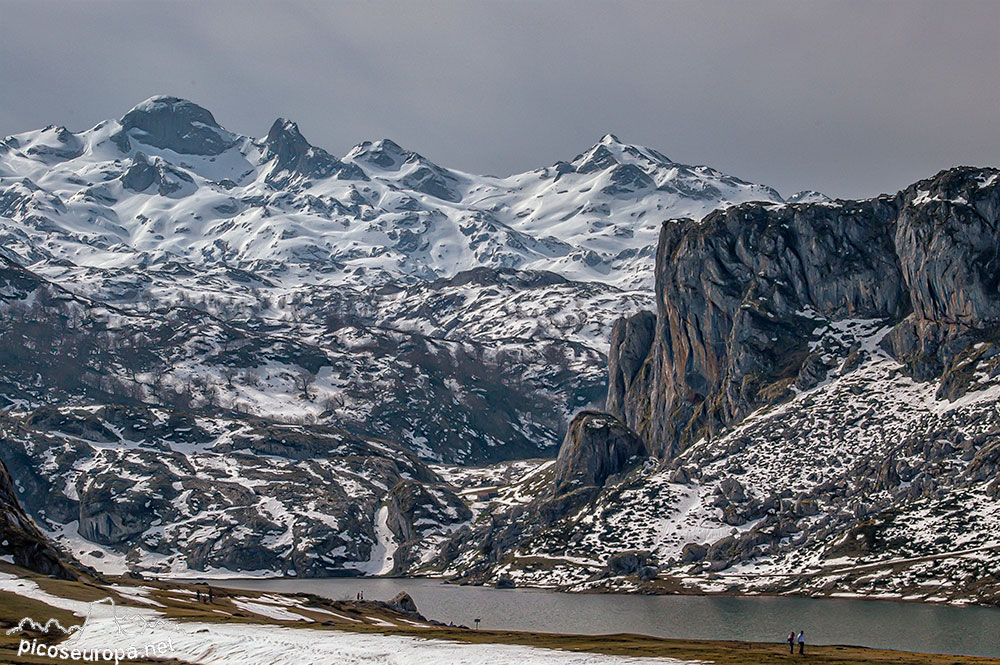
262;117;364;186
118;95;236;155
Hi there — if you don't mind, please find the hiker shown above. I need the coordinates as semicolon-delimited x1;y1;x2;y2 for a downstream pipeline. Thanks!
787;631;795;654
196;589;202;603
474;617;481;630
797;631;805;655
207;585;214;603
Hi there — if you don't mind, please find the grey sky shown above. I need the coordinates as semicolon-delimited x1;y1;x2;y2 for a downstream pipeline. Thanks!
2;0;998;199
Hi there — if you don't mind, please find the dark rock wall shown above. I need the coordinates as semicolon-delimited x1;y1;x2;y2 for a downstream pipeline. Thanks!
609;167;1000;459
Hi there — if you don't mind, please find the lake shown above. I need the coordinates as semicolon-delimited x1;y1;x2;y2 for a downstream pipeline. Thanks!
200;577;1000;658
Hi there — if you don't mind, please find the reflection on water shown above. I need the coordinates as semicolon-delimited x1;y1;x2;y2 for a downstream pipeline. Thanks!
198;577;1000;658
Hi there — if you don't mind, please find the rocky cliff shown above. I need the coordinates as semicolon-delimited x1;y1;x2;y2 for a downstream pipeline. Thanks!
0;458;77;579
609;166;1000;459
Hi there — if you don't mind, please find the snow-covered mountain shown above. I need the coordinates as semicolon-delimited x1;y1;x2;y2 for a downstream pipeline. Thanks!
0;95;794;291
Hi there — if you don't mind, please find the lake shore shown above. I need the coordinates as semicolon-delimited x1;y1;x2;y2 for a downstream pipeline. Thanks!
173;569;1000;609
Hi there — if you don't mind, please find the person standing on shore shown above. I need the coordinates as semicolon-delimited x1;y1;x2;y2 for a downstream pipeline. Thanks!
797;631;805;655
787;631;795;654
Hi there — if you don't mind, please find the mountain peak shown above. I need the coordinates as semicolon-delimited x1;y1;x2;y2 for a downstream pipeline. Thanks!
348;138;419;171
786;190;832;204
262;117;365;186
265;117;308;149
571;135;672;175
118;96;235;156
122;96;220;126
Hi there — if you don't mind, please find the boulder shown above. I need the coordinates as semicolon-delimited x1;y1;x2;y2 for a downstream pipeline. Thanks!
606;550;656;576
680;543;708;563
637;565;659;582
719;477;747;503
495;575;515;589
794;498;820;516
669;467;691;484
390;592;418;614
552;412;648;494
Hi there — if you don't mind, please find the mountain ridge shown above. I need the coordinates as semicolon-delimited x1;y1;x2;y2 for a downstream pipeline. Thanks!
0;94;800;291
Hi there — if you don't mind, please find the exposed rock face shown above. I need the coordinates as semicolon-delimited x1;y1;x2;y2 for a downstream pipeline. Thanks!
0;458;77;579
120;152;157;191
609;166;1000;459
606;310;655;426
552;411;648;494
884;168;1000;391
118;96;236;155
384;479;471;573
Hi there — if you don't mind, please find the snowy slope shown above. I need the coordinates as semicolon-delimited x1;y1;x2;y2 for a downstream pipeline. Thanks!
0;256;615;463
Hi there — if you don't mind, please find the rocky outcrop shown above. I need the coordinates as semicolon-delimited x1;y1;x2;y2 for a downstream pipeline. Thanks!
552;411;648;494
609;166;1000;459
433;412;648;583
384;479;472;572
883;168;1000;392
605;550;657;579
121;152;195;196
0;458;77;579
118;96;236;155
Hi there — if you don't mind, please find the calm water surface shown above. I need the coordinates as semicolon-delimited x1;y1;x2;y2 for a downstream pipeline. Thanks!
200;577;1000;658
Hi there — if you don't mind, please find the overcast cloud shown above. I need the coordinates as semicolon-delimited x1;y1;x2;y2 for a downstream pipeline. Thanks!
1;0;998;198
